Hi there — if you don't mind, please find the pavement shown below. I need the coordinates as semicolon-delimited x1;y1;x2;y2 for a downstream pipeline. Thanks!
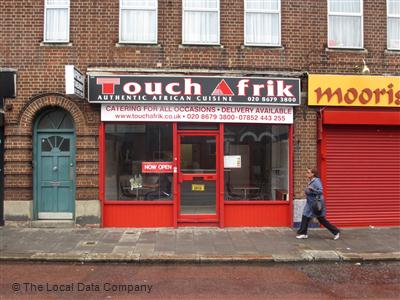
0;226;399;263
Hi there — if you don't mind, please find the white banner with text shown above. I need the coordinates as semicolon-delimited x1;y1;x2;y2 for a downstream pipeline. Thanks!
101;104;293;124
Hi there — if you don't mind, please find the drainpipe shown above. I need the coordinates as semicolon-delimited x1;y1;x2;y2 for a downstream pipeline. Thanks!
0;106;4;226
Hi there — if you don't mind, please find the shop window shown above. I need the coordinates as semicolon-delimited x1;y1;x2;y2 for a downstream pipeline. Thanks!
224;125;289;201
182;0;220;45
44;0;70;43
119;0;158;44
244;0;281;46
328;0;363;49
105;124;173;201
388;0;400;50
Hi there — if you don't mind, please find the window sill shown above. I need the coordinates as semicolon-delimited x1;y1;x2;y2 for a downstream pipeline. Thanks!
385;49;400;54
40;42;73;47
179;44;224;49
241;44;284;51
224;200;290;205
104;200;173;205
116;43;161;48
325;47;368;54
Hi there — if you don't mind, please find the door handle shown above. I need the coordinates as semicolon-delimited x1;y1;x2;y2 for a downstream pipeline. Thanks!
70;164;74;180
53;166;58;171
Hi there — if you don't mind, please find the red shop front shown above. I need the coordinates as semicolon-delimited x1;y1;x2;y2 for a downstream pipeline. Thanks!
92;74;301;228
310;74;400;228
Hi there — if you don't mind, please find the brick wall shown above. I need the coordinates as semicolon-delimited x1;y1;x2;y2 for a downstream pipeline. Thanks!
0;0;398;204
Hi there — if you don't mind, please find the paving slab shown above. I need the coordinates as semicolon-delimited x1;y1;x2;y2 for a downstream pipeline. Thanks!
304;250;341;261
0;227;399;263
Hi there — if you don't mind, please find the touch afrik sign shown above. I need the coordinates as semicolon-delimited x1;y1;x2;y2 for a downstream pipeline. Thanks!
88;75;301;106
308;74;400;108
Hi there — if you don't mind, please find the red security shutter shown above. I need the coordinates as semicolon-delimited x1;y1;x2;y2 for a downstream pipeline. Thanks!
323;125;400;227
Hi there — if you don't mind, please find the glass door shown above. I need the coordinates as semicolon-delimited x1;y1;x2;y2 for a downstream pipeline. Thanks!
178;134;218;219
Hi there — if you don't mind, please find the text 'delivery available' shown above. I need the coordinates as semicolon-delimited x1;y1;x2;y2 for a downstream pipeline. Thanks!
101;104;293;124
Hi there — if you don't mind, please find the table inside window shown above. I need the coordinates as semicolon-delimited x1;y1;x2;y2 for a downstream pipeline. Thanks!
232;185;260;200
121;184;159;200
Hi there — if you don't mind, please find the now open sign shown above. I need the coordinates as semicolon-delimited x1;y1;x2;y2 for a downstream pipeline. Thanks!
142;162;173;173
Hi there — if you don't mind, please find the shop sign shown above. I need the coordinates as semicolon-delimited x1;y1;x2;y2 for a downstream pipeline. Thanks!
142;162;173;173
101;104;293;124
0;70;17;99
308;74;400;107
89;75;301;106
65;65;85;98
224;156;241;168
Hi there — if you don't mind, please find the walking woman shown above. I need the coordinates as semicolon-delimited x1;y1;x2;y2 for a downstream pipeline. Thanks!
296;167;340;240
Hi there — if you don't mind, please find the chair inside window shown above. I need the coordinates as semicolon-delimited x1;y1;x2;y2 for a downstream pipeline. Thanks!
119;175;138;199
144;174;172;200
225;182;242;200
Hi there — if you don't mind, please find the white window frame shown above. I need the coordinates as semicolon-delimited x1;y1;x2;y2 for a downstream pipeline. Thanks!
244;0;281;46
43;0;70;43
387;0;400;50
119;0;158;44
182;0;220;45
328;0;364;49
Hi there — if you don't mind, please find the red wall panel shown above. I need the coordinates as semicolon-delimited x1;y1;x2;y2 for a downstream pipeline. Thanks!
103;204;174;227
224;203;290;227
323;109;400;126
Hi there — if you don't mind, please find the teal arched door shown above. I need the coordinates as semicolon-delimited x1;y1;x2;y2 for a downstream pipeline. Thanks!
34;109;76;220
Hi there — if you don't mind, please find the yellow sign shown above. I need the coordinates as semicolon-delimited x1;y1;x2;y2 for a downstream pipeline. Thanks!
192;184;205;192
308;75;400;107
